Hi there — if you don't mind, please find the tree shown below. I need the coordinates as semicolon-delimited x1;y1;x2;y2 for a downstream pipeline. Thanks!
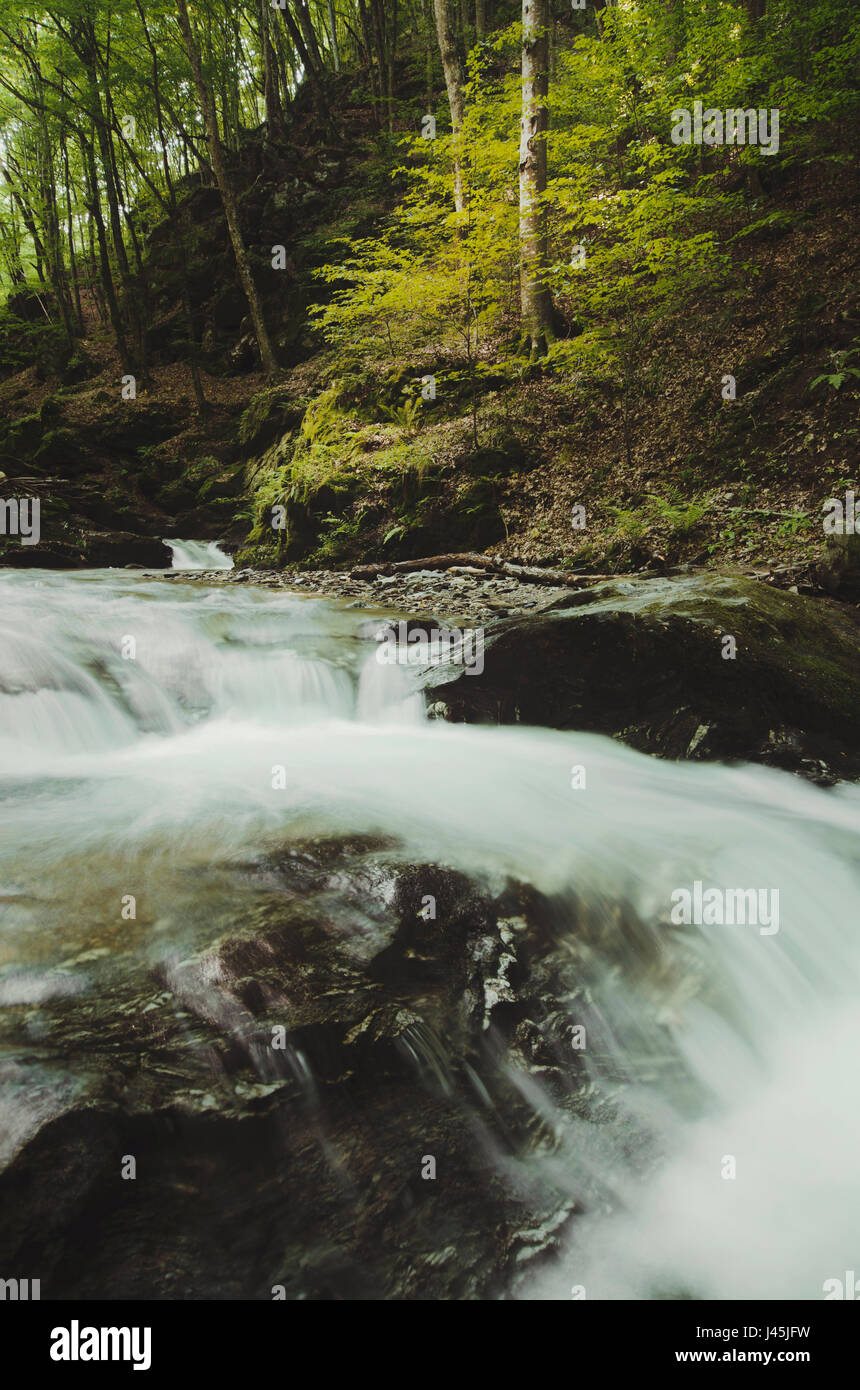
175;0;278;376
432;0;466;213
518;0;553;358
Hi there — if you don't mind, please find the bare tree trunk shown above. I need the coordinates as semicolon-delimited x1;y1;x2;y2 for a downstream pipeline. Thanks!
386;0;398;133
80;132;132;372
294;0;325;73
175;0;278;377
327;0;341;70
432;0;466;213
137;0;207;416
62;137;84;330
519;0;553;359
259;0;286;137
273;1;329;118
369;0;389;123
357;0;381;124
475;0;486;39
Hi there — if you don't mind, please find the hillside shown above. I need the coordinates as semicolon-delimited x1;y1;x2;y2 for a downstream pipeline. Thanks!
0;0;857;593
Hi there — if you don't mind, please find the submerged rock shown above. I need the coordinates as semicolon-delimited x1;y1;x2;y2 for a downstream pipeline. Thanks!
0;838;635;1300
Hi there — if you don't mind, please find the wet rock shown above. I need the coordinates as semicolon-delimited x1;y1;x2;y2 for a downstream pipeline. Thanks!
0;838;611;1300
426;574;860;782
86;533;173;568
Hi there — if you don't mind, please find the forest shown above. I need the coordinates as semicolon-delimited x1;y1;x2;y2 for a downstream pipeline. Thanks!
0;0;856;573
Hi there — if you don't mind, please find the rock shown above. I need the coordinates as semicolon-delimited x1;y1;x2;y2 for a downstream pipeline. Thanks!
85;533;172;568
32;428;91;476
0;838;612;1299
211;285;248;331
60;347;99;386
812;533;860;601
425;574;860;782
0;541;82;569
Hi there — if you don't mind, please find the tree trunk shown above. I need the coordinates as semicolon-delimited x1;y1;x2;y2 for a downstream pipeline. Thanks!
137;0;207;415
369;0;389;124
175;0;278;377
274;2;329;118
357;0;381;123
519;0;553;359
351;553;626;586
294;0;325;73
327;0;341;70
386;0;398;133
259;0;286;137
80;132;132;372
432;0;466;213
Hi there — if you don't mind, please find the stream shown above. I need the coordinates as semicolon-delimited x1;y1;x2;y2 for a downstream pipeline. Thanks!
1;546;859;1299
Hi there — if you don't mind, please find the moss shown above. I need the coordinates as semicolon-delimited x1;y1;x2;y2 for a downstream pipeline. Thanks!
184;455;222;484
2;412;43;458
198;468;244;500
34;427;88;472
39;396;63;426
238;386;305;448
284;382;363;504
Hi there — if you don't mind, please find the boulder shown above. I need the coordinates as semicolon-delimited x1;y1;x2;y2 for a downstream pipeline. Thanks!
86;532;172;568
0;838;600;1299
424;573;860;783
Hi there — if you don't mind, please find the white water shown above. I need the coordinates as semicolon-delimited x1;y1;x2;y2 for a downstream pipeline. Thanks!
0;565;859;1300
165;538;234;570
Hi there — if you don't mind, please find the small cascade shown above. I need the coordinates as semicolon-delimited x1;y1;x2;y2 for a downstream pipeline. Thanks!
165;538;234;570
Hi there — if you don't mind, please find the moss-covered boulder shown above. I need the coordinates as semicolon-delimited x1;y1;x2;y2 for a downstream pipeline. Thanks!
33;427;90;475
426;574;860;782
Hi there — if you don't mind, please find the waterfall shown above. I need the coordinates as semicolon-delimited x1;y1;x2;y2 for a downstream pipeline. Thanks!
0;564;858;1300
164;538;234;570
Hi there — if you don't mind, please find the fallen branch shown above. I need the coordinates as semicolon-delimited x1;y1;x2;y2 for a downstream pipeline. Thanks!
350;552;642;588
351;553;498;578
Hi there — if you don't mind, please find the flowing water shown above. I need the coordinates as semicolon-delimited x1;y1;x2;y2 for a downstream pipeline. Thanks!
165;538;235;570
1;559;859;1300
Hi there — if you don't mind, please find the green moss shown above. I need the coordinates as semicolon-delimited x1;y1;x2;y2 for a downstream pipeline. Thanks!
2;412;43;457
34;427;88;471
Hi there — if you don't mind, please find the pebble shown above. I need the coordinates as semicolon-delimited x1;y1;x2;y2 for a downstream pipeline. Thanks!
157;564;572;623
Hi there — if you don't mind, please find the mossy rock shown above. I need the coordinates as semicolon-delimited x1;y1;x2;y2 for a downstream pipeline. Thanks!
429;574;860;783
160;479;198;511
60;347;100;386
198;468;245;501
33;428;90;475
39;396;64;426
812;534;860;601
96;403;179;450
237;389;307;451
